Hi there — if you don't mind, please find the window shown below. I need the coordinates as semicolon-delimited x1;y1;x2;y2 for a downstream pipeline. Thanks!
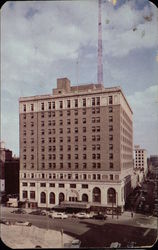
92;154;96;159
75;145;78;151
31;130;34;136
30;182;35;187
109;116;113;122
67;119;71;125
74;109;78;115
92;126;95;132
97;153;100;159
83;98;86;107
59;120;63;125
41;163;45;168
67;110;71;116
92;97;95;106
60;163;63;169
41;102;44;110
49;137;52;143
67;100;71;108
59;137;63;143
75;99;78;107
40;183;46;187
31;104;34;111
83;145;86;151
67;136;71;142
109;144;113;150
96;97;100;105
109;162;113;169
23;155;26;160
23;114;26;119
67;154;71;160
67;145;71;151
48;120;51;126
83;127;86;133
52;111;55;117
83;163;87;169
96;117;100;123
82;184;88;189
75;127;78;133
48;111;51;118
109;153;113;160
96;126;100;132
75;154;78;160
49;192;55;204
53;154;56;160
109;106;113;113
109;96;113;105
23;104;26;112
53;146;56;152
22;182;27;186
83;136;86;142
96;135;100;141
96;107;100;113
92;135;95;141
70;184;76;188
48;102;51;110
41;146;45;152
59;111;63;117
82;108;86;115
52;101;55;109
48;129;51;135
109;134;113;141
92;108;95;114
83;118;86;124
97;162;101;168
31;122;34;127
59;128;63;134
60;154;63;160
68;162;71;168
59;101;63;109
96;144;100;150
53;163;56;169
23;191;27;199
83;154;87;160
75;136;78;142
41;112;44;118
110;174;113;180
92;162;96;168
31;155;34;160
50;183;55;187
92;117;95;123
30;191;35;199
59;183;65;188
60;145;63;151
74;119;78;124
92;145;95;151
75;163;79;169
23;147;26;152
41;121;44;127
67;128;71;133
40;192;46;203
109;125;113;132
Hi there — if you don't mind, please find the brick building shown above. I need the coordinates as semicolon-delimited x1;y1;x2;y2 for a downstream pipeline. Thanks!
19;78;134;212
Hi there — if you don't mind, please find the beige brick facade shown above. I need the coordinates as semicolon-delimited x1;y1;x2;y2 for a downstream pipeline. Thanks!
19;78;134;212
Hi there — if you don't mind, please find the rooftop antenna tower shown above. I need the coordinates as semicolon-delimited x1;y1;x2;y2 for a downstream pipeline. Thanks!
97;0;103;84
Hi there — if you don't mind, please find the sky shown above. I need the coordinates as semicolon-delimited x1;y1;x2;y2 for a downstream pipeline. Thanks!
1;0;158;157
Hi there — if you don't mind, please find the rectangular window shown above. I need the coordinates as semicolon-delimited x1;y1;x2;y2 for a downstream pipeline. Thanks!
48;102;51;110
75;145;78;151
31;104;34;111
67;154;71;160
59;111;63;117
109;106;113;113
83;163;87;169
83;154;87;160
59;120;63;125
60;163;63;169
110;174;113;180
50;183;55;187
23;104;26;112
23;191;27;199
67;128;71;133
30;182;35;187
67;136;71;142
109;134;113;141
82;184;88;189
74;110;78;115
41;102;44;110
83;98;86;107
40;183;46;187
75;99;78;107
109;116;113;122
74;119;78;124
109;96;113;105
92;97;95;106
59;101;63;109
52;101;55;109
67;100;71;108
75;154;78;160
68;162;71;169
83;127;86;133
83;118;86;124
59;183;65;188
83;145;86;150
67;110;71;116
82;108;86;115
30;191;35;199
109;153;113;160
70;184;76;188
83;136;86;142
96;97;100;105
109;144;113;150
109;162;113;169
22;182;27;186
75;127;78;133
75;163;79;169
75;136;78;142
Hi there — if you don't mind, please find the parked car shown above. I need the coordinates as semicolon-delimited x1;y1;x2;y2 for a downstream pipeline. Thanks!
93;213;107;220
110;242;121;248
127;241;136;248
15;221;32;226
73;212;92;219
29;209;47;216
49;212;68;219
71;239;81;248
11;208;26;214
0;218;10;225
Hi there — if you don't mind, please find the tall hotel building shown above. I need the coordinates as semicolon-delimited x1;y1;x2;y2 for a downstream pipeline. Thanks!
19;78;133;213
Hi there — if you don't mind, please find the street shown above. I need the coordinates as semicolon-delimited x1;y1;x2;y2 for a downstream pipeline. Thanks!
1;207;157;248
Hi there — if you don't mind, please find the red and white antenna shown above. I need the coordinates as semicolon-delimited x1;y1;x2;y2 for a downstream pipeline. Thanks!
97;0;103;84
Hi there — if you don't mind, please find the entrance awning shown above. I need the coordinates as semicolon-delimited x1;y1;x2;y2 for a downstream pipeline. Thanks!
60;201;90;209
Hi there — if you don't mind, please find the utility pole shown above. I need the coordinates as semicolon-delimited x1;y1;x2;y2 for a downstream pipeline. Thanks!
97;0;103;84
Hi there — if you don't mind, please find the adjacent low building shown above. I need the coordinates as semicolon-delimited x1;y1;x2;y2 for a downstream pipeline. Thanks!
19;77;134;213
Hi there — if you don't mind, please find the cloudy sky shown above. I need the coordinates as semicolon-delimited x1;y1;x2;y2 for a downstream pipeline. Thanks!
1;0;158;157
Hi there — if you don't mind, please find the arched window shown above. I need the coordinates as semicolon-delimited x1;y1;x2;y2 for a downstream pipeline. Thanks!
82;193;88;202
107;188;116;203
49;192;55;204
92;187;101;203
40;192;46;204
59;193;65;204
